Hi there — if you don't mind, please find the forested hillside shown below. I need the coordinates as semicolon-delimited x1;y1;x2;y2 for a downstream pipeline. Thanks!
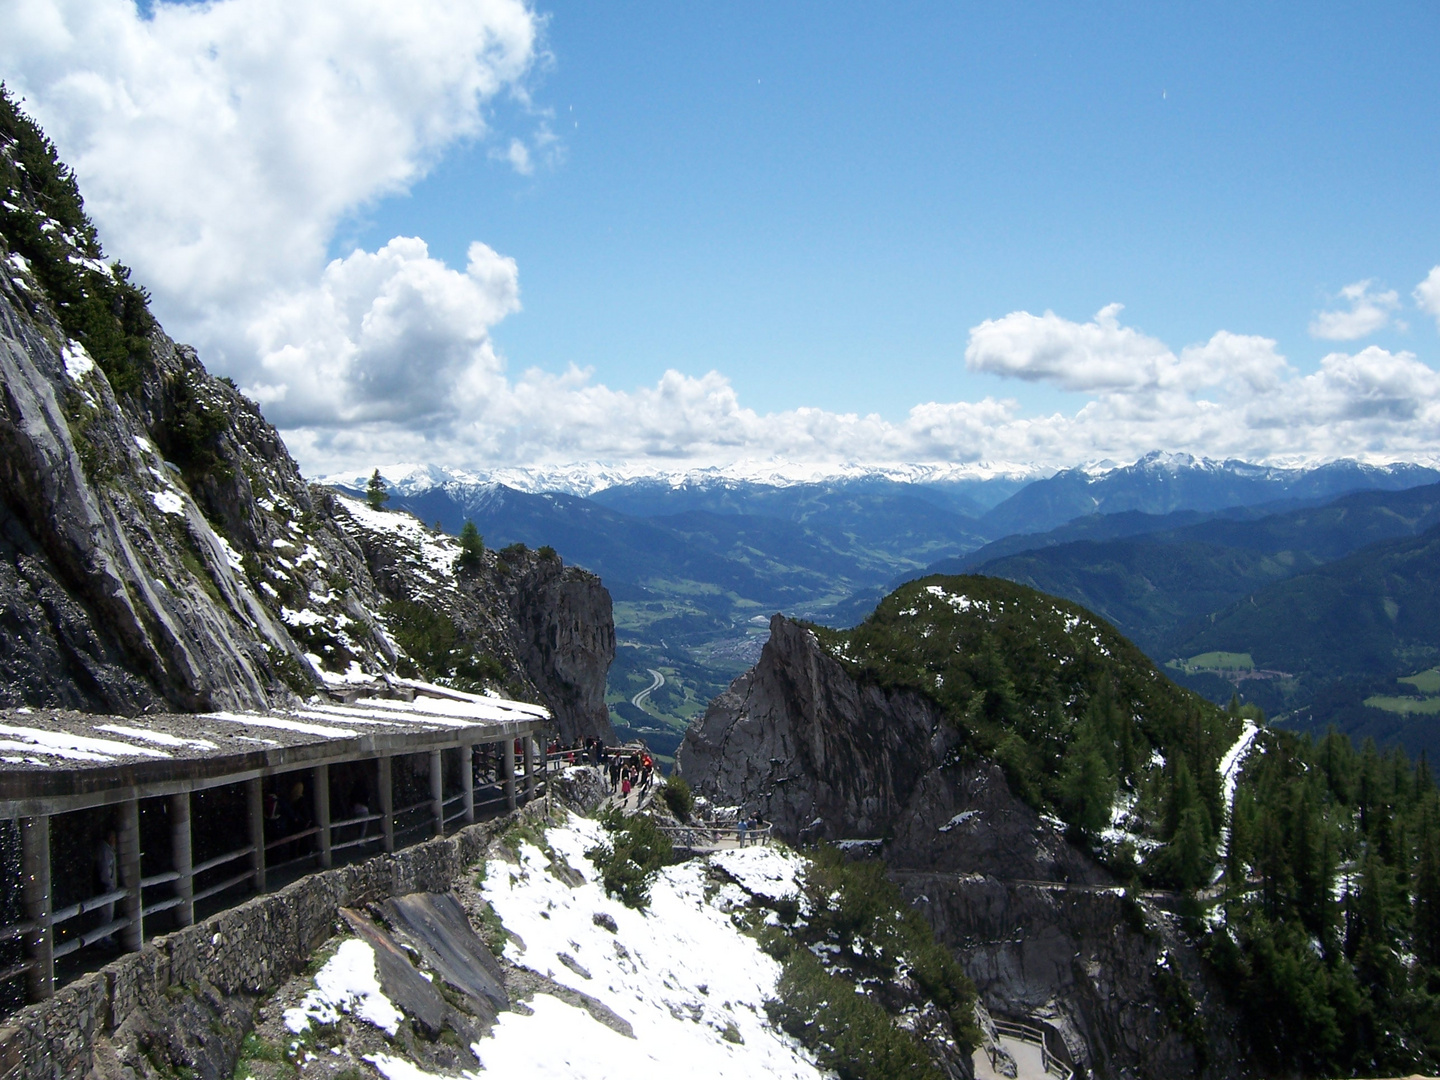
810;575;1440;1076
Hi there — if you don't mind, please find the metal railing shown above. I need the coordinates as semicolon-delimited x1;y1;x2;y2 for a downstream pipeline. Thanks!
991;1019;1073;1080
655;822;774;848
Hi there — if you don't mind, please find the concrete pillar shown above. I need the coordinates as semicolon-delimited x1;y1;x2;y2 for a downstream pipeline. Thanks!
247;778;266;894
523;736;537;800
313;764;332;869
118;798;142;951
461;744;475;824
20;815;52;1002
503;739;517;812
429;749;445;837
170;792;194;928
378;756;395;853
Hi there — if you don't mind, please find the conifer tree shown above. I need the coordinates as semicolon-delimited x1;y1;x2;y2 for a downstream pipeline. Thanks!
455;520;485;574
365;468;389;510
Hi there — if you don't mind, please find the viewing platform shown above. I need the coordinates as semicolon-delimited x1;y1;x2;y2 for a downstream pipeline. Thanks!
0;679;554;1011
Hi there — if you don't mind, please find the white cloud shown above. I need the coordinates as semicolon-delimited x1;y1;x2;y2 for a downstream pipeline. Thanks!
496;137;534;175
1416;266;1440;331
1;0;542;345
1309;279;1400;341
262;250;1440;473
965;303;1170;391
965;304;1291;398
244;237;519;425
6;1;1439;476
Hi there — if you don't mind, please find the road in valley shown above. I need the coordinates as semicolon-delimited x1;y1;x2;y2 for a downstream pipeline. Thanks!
632;668;665;709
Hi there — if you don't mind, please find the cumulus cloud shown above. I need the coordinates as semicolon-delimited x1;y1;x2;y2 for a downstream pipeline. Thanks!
5;1;1439;475
965;303;1170;391
965;304;1291;398
258;249;1440;474
1;0;542;344
244;237;520;425
1309;279;1400;340
1416;267;1440;331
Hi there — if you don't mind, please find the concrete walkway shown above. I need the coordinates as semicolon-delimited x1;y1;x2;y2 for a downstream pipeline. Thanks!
973;1035;1053;1080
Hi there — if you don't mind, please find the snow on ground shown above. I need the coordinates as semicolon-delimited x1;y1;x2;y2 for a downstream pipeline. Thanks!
93;725;217;750
0;723;170;760
478;813;822;1080
939;810;980;833
708;844;804;903
285;940;404;1037
1219;719;1259;814
335;495;459;585
201;712;358;739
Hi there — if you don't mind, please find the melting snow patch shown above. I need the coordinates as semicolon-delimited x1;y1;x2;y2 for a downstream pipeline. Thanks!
61;340;95;381
214;533;246;571
709;845;806;903
835;838;884;853
281;606;326;628
0;724;169;760
938;810;979;833
1220;720;1259;813
283;939;403;1036
94;725;217;750
150;490;185;516
202;713;357;739
479;814;821;1079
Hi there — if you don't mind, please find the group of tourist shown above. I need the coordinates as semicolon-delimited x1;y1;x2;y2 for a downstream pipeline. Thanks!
609;748;655;805
734;814;767;846
544;737;657;807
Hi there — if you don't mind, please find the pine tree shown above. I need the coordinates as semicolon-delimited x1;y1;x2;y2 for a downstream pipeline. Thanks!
1414;804;1440;965
366;469;389;510
455;520;485;574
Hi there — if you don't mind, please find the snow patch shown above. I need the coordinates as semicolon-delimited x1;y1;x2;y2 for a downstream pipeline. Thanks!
938;810;979;833
150;490;185;516
61;340;94;381
94;725;217;750
0;723;170;760
479;814;821;1079
283;939;403;1036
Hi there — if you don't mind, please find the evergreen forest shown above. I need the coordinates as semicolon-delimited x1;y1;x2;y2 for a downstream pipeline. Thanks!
817;574;1440;1076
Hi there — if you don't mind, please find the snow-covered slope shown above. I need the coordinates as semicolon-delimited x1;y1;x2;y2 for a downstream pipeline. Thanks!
475;816;821;1079
249;812;828;1080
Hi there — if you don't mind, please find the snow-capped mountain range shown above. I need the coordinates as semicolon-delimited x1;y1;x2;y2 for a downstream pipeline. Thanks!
316;458;1045;500
318;451;1439;517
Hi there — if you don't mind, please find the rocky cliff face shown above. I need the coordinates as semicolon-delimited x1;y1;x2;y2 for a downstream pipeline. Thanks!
0;99;613;732
678;614;1253;1080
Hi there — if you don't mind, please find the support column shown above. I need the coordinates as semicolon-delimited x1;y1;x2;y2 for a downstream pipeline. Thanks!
247;778;266;894
429;749;445;837
20;815;52;1003
461;744;475;824
118;798;142;951
503;739;517;812
313;764;332;869
378;756;395;853
170;792;194;928
523;735;537;801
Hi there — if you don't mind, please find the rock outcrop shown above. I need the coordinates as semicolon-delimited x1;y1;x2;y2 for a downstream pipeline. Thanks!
679;613;1253;1080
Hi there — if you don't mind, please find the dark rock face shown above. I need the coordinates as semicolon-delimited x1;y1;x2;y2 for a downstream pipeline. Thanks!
507;556;615;743
677;615;941;840
0;200;614;726
679;613;1253;1080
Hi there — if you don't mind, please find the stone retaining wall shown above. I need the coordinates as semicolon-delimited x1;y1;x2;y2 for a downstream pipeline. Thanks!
0;812;517;1080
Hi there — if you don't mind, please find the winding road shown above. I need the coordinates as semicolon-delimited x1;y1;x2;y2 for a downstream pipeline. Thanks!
631;668;665;709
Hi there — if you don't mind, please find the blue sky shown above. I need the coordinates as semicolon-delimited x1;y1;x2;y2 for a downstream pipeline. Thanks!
348;2;1440;421
7;0;1440;473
